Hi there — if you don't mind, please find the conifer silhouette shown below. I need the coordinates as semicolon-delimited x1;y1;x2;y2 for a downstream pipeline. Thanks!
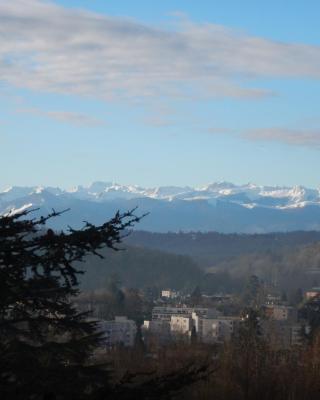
0;208;142;400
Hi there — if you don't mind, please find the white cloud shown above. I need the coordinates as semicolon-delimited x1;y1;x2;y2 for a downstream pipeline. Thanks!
16;107;104;126
1;0;320;101
244;128;320;147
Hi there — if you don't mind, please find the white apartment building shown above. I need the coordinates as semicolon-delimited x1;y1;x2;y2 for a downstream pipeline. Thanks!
167;314;239;343
97;316;137;348
161;289;179;299
152;306;219;321
170;316;192;335
142;319;171;345
142;319;170;336
145;306;239;344
196;315;240;343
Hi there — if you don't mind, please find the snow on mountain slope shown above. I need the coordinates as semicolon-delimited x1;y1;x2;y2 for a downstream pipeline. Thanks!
1;182;320;233
1;182;320;208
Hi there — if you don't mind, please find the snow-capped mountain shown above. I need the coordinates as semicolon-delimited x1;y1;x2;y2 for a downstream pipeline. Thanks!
1;182;320;233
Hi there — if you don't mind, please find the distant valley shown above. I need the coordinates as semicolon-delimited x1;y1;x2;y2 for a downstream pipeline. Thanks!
80;230;320;296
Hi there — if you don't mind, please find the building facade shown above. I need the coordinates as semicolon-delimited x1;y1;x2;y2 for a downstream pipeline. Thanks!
98;316;137;348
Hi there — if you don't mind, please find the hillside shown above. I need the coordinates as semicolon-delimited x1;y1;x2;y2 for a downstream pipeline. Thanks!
206;241;320;297
76;230;320;298
78;245;202;291
125;230;320;267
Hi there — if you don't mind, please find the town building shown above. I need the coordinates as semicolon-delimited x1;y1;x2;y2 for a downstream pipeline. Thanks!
142;319;171;345
97;316;137;348
170;316;193;336
193;314;240;343
305;287;320;300
142;319;170;336
261;319;305;348
265;293;282;305
161;289;179;299
152;306;220;321
144;306;239;344
264;305;297;322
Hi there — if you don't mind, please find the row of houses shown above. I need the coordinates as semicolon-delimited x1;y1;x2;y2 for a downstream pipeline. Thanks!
144;303;305;347
91;294;314;349
143;305;241;344
91;307;237;348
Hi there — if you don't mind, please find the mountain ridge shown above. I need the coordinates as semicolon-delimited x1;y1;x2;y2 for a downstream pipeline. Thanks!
2;181;320;207
1;181;320;233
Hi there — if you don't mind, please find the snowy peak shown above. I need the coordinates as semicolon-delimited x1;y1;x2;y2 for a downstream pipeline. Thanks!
1;182;320;210
1;181;320;233
201;181;236;191
0;186;38;202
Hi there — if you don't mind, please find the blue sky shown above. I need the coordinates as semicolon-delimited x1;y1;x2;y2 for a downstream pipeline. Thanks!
1;0;320;189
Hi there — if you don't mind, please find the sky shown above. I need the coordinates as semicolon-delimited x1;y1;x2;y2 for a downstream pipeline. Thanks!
1;0;320;190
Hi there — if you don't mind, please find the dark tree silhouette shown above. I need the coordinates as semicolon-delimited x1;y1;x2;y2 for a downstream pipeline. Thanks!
300;295;320;343
0;207;143;400
242;275;262;308
230;308;267;400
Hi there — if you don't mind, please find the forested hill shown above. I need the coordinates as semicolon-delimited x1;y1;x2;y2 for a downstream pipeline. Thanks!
78;235;320;296
124;230;320;267
78;245;201;291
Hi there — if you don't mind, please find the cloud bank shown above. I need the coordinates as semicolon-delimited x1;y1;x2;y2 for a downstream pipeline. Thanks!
1;0;320;101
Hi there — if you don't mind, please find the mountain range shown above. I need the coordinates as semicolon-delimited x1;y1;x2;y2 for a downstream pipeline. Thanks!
1;181;320;233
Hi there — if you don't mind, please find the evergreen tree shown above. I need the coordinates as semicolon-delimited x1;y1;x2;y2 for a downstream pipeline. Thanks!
240;308;262;338
190;325;197;345
106;273;125;317
242;275;262;308
230;308;267;400
300;295;320;343
0;208;142;400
